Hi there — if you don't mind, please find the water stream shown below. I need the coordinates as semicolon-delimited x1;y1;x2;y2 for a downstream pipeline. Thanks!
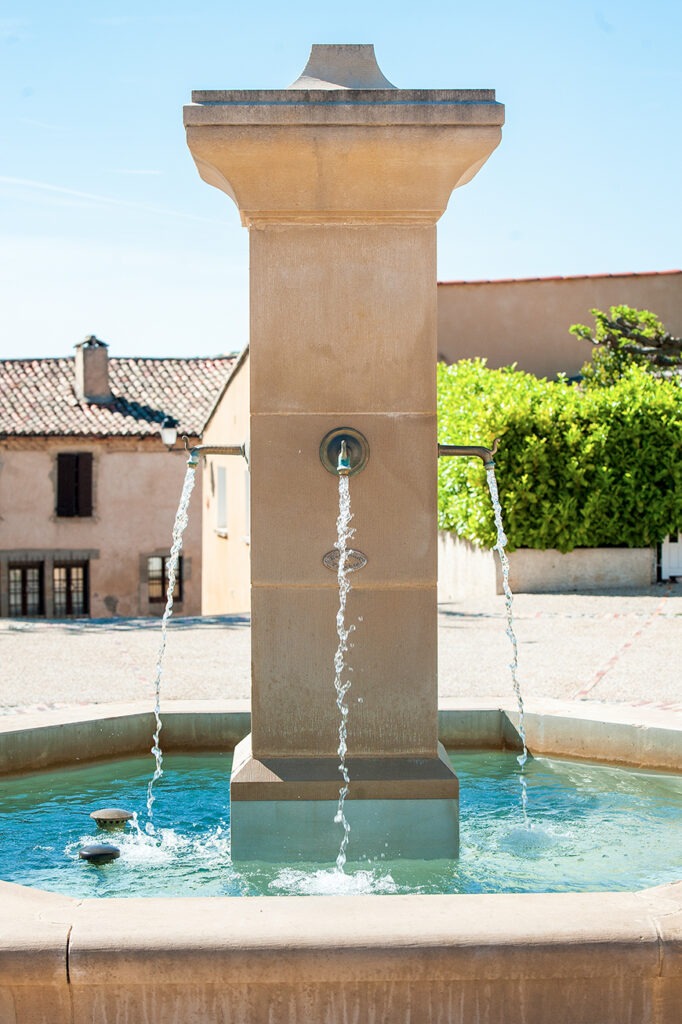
485;466;529;827
332;473;356;870
145;465;197;830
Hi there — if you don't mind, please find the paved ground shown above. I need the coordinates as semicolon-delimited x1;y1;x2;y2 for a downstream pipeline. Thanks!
2;581;680;714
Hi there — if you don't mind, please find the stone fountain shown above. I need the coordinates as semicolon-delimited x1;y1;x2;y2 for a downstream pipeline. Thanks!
2;45;682;1024
183;43;504;861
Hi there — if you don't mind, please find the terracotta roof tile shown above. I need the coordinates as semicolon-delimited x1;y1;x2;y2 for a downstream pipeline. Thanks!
0;354;236;438
438;269;682;286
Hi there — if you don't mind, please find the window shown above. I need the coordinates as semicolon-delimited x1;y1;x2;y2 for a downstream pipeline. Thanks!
53;562;89;617
148;555;183;603
57;453;93;517
244;468;251;543
216;466;227;534
8;563;44;617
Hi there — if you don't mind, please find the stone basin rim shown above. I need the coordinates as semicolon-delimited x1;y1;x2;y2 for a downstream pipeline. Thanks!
1;697;681;775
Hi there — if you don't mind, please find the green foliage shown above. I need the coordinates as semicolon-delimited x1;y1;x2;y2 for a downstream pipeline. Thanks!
571;305;682;386
437;359;682;552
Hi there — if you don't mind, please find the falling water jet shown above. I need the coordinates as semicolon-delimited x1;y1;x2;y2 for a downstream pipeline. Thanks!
332;443;356;871
438;438;530;826
144;438;247;832
485;465;530;828
145;466;197;831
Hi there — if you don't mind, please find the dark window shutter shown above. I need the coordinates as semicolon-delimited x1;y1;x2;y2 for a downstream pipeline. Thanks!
77;453;93;517
57;454;77;516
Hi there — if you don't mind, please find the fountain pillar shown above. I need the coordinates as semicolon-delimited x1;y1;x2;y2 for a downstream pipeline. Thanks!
184;45;504;861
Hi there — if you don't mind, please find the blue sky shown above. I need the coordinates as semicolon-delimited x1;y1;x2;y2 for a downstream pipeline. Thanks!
1;0;680;359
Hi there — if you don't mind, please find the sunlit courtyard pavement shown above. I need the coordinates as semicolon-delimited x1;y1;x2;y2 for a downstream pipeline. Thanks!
2;581;681;714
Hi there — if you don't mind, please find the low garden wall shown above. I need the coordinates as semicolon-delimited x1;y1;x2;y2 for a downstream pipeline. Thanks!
438;532;656;599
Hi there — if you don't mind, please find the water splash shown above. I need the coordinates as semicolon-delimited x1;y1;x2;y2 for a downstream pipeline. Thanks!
268;867;398;897
145;466;197;830
333;474;356;871
486;466;529;827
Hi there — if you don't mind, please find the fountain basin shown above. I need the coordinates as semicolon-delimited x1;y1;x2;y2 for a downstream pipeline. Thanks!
3;749;682;899
1;700;682;1024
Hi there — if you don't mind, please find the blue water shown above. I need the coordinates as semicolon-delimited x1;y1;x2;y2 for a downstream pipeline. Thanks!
0;751;681;898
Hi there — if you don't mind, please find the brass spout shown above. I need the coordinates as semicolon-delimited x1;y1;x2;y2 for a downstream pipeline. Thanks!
438;438;500;468
183;436;247;469
319;428;370;477
337;440;351;476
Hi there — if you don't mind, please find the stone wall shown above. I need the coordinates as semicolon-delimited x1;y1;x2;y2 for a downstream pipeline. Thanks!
438;532;656;599
437;270;682;378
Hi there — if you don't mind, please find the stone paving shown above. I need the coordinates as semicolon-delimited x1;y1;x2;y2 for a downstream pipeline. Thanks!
1;581;680;715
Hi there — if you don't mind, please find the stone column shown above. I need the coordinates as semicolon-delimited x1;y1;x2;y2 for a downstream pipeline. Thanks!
184;45;504;861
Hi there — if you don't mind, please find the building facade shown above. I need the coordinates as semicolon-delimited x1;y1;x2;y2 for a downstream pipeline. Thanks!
199;349;251;615
437;270;682;377
0;337;234;618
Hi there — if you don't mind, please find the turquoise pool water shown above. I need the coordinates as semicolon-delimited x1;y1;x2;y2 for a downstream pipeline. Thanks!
1;751;681;898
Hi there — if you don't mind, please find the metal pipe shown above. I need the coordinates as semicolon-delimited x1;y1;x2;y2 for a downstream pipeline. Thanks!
182;435;247;469
438;438;500;468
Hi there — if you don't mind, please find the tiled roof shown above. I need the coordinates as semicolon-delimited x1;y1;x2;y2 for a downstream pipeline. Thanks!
0;354;236;438
438;269;682;286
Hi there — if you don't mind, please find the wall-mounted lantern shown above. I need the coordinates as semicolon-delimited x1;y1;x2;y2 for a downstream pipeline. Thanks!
160;417;178;450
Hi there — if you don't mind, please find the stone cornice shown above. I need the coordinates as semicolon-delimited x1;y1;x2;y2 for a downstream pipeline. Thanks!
184;89;504;128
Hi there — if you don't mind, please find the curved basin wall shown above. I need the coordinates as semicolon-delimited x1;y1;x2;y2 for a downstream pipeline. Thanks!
1;700;682;1024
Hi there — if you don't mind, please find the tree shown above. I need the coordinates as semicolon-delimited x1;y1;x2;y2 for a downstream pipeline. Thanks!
570;305;682;386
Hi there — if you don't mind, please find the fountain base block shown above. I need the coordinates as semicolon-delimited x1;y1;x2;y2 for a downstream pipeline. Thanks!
230;734;459;862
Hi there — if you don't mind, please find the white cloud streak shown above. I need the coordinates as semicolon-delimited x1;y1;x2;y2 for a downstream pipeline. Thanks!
0;176;216;225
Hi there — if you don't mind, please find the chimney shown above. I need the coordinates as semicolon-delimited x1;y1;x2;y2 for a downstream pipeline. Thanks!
74;336;112;404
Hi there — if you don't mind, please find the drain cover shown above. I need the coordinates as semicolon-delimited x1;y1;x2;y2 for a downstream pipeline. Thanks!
79;844;121;865
323;549;368;573
90;807;133;828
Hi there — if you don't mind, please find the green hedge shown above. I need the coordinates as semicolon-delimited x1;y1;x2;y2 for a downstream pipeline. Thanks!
437;359;682;552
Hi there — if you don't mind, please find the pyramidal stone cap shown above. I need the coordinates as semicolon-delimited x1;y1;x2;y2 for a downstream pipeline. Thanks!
287;44;397;90
185;43;504;127
183;43;505;224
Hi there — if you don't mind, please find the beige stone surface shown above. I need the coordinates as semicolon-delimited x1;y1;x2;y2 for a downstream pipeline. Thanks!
183;51;503;811
64;888;666;982
250;412;436;587
438;532;657;598
250;224;437;415
231;733;457;801
643;880;682;977
470;697;682;771
186;123;502;224
0;882;72;1024
0;882;72;986
187;90;503;124
1;882;678;1023
288;43;397;90
504;545;657;592
0;700;251;774
250;585;438;757
2;697;682;773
